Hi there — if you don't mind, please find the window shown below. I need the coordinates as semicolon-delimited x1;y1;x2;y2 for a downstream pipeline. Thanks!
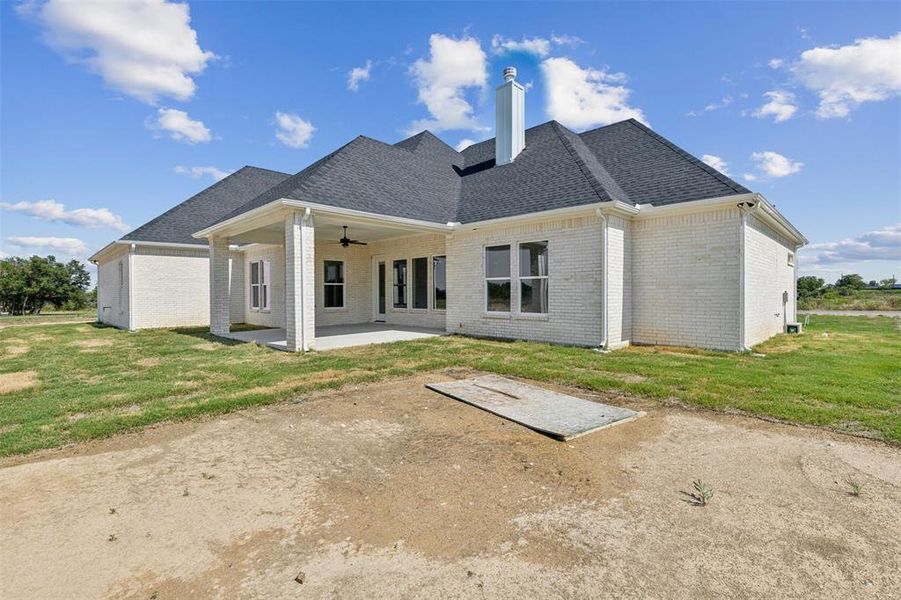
519;241;549;313
393;259;407;308
433;255;447;310
250;260;270;310
118;261;123;287
411;257;428;309
485;245;511;312
787;251;795;267
323;260;345;308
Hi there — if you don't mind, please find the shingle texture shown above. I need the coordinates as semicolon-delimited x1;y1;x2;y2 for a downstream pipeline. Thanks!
130;119;752;240
122;166;291;244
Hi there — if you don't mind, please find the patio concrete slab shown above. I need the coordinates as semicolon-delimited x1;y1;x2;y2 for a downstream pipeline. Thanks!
427;375;643;441
226;323;445;352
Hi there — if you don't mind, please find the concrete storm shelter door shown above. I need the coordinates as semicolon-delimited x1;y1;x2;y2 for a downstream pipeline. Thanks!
427;375;643;440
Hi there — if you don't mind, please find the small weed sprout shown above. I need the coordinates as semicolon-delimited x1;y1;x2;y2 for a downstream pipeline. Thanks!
845;475;863;497
692;479;714;506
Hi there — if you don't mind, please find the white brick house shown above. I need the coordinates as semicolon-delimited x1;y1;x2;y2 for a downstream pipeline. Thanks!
91;67;806;352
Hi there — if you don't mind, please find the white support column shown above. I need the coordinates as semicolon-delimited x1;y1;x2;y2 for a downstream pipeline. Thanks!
209;235;231;337
285;208;315;352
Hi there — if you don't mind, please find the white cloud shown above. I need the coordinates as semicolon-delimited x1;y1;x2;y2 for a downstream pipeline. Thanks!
752;90;798;122
148;108;212;143
700;154;730;176
407;34;488;134
768;58;785;69
792;33;901;118
802;224;901;265
347;60;372;91
0;200;131;233
174;165;231;182
750;151;804;178
490;35;550;57
686;96;732;117
455;138;476;151
541;56;647;129
550;34;584;48
275;111;315;149
742;173;757;182
7;236;88;255
18;0;215;104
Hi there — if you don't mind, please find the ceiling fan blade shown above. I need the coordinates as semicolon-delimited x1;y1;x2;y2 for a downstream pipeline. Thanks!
349;240;368;245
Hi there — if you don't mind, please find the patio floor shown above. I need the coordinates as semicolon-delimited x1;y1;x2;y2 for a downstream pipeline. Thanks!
226;323;446;351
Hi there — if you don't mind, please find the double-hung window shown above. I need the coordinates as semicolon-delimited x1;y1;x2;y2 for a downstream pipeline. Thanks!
519;241;549;313
323;260;345;308
393;259;407;308
411;257;428;309
250;260;270;311
485;245;511;312
433;255;447;310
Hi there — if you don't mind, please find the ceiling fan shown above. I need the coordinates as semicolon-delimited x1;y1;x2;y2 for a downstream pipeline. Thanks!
339;225;367;247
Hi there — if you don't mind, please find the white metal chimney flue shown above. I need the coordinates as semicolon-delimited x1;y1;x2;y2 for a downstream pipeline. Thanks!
495;66;525;165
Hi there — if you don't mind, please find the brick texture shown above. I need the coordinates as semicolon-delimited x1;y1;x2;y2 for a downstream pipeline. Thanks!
744;213;797;347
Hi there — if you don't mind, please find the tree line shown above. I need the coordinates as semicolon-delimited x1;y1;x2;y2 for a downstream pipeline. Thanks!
798;273;897;299
0;255;94;315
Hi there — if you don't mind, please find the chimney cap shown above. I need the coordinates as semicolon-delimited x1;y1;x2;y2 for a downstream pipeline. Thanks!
503;66;517;82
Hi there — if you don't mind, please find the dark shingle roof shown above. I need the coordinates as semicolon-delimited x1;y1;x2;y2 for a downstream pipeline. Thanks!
194;119;750;233
122;166;291;245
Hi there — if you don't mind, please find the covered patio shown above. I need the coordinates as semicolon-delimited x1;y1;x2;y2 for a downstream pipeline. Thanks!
226;323;446;352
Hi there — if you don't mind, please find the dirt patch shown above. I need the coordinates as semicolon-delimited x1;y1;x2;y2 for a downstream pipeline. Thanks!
136;358;160;368
3;346;28;357
1;374;898;599
73;339;113;352
0;371;37;394
192;342;221;351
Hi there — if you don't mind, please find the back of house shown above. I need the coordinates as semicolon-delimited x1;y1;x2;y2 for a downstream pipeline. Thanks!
91;67;806;352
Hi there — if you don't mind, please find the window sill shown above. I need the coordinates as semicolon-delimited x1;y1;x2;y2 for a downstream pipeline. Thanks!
514;312;549;321
482;312;512;320
323;307;347;311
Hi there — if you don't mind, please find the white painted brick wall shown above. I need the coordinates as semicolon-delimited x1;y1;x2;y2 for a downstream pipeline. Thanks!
96;246;130;329
446;215;603;346
744;213;797;347
631;207;742;350
242;244;286;329
315;242;372;326
209;237;231;336
605;215;632;347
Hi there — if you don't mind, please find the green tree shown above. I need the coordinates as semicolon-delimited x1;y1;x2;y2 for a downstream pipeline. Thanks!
0;256;92;315
834;273;866;291
797;275;825;298
879;277;897;289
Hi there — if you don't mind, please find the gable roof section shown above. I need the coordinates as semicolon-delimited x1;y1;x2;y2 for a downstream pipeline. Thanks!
123;166;291;245
199;118;751;233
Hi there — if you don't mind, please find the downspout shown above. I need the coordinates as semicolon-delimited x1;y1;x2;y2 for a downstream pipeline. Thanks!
596;208;608;350
736;200;760;351
127;243;135;331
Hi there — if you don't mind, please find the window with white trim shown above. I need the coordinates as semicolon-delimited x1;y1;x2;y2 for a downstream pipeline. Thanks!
323;260;345;308
250;260;270;310
393;259;407;308
118;261;123;287
485;245;511;312
412;257;428;309
787;251;795;267
433;255;447;310
519;241;549;313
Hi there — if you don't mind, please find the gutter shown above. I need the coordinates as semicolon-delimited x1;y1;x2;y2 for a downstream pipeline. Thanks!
595;207;609;350
90;239;210;263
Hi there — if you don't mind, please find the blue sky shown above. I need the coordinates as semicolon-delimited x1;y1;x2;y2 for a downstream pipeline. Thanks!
1;1;899;283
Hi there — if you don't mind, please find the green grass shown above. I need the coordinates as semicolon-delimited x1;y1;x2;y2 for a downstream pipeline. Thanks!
0;315;898;456
798;289;901;311
0;310;96;326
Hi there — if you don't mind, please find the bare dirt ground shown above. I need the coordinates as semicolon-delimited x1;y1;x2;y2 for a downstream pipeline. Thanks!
1;370;899;599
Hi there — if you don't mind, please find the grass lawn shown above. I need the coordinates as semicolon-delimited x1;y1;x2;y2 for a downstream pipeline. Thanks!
0;316;898;456
0;310;96;327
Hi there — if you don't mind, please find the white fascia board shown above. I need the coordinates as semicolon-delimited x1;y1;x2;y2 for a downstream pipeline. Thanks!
192;198;451;239
89;239;209;262
456;201;636;231
754;195;808;246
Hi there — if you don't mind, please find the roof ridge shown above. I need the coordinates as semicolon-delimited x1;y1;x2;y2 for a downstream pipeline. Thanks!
623;120;749;195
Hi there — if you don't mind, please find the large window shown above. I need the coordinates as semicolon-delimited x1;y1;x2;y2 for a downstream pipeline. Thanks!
411;257;428;309
485;245;511;312
519;241;548;313
250;260;270;310
323;260;345;308
393;259;407;308
433;255;447;310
